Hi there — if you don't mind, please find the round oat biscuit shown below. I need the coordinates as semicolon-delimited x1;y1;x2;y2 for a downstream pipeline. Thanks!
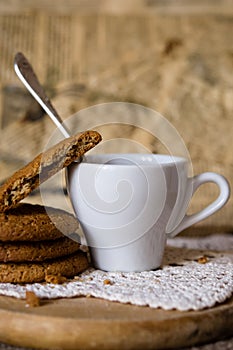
0;130;101;212
0;250;89;283
0;203;79;241
0;236;80;262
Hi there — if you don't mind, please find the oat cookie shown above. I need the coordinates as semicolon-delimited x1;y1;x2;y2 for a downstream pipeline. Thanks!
0;251;89;283
0;236;80;262
0;203;79;241
0;130;101;212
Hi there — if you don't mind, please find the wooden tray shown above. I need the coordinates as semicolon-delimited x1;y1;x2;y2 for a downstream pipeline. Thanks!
0;295;232;349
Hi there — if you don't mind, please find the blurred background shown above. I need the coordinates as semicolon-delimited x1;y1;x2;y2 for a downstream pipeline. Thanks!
0;0;232;233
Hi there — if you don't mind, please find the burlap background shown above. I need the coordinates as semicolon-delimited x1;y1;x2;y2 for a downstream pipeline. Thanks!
0;0;232;234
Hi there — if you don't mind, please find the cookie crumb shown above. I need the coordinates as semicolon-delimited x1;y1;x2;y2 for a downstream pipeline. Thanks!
74;276;84;282
25;291;40;307
103;279;113;285
197;256;209;264
45;274;67;284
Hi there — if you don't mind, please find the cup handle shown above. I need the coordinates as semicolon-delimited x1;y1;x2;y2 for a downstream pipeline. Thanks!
167;172;230;238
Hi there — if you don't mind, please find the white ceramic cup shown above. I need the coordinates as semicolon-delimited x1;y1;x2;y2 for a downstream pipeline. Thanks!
67;154;230;272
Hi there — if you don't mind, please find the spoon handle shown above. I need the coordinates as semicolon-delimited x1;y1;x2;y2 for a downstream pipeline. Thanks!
14;52;70;138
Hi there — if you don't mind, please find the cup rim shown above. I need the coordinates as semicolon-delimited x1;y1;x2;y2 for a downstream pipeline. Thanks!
71;153;187;167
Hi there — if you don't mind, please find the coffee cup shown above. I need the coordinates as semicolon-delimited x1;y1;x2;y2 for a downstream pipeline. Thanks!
67;154;230;272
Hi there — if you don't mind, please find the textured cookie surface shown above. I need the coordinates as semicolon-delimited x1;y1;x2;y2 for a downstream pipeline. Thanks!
0;130;101;212
0;203;78;241
0;237;80;262
0;251;89;283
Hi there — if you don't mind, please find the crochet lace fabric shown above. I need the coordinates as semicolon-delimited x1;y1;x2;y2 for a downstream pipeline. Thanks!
0;233;232;311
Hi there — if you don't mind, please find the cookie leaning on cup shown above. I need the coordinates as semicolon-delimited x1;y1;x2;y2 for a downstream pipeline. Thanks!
0;130;101;212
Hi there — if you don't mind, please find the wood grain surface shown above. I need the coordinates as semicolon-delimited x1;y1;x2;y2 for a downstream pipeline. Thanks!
0;295;232;350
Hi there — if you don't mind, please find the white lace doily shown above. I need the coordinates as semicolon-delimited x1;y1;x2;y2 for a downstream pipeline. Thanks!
0;233;232;311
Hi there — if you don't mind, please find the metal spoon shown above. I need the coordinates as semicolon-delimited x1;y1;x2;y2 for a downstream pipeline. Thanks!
14;52;71;139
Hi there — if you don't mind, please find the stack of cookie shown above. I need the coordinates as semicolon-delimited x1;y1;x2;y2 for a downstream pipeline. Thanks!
0;130;102;283
0;203;89;283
